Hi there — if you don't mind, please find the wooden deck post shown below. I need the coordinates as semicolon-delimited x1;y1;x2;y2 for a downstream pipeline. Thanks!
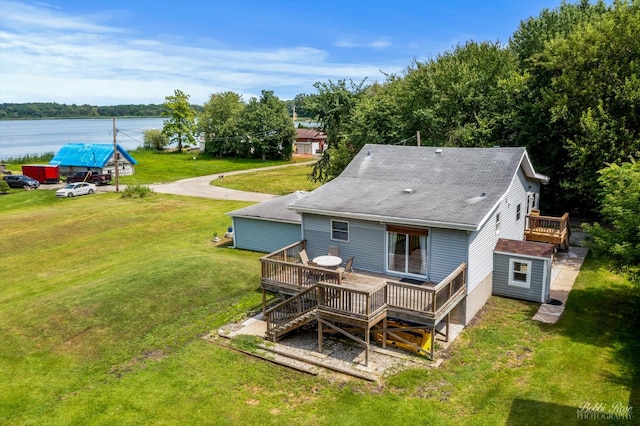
262;288;266;315
446;312;450;342
318;314;323;354
382;317;388;349
365;326;370;367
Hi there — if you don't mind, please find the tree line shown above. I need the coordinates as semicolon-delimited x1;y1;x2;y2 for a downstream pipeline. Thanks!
0;102;202;119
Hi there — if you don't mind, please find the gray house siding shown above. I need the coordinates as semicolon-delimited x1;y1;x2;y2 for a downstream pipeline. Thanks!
467;216;496;294
233;217;301;253
493;253;550;303
302;215;385;273
303;214;469;282
500;167;530;240
429;228;468;282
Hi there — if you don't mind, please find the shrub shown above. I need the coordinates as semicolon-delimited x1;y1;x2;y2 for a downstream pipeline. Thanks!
0;179;9;193
121;184;153;198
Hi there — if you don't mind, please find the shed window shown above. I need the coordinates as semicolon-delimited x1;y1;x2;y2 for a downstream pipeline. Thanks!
331;220;349;242
509;259;531;288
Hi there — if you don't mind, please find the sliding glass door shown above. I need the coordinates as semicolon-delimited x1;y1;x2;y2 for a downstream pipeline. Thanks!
386;226;427;276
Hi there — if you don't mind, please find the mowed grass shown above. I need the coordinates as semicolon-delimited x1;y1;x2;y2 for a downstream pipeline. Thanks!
118;149;311;184
0;190;638;424
211;162;321;195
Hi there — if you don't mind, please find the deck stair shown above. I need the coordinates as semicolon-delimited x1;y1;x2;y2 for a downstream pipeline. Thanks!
265;284;319;341
266;310;317;341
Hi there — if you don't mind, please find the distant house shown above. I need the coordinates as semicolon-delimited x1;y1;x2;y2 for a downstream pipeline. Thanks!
294;129;327;156
49;143;138;176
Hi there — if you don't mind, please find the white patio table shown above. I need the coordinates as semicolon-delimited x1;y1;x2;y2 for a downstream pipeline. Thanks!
312;255;343;268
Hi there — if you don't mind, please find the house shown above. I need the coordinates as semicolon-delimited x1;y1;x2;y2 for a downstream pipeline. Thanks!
49;143;138;176
227;191;305;253
294;128;327;156
256;144;566;362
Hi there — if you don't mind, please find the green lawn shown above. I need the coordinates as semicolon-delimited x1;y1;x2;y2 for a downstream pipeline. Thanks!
211;162;321;195
0;189;637;424
118;149;311;184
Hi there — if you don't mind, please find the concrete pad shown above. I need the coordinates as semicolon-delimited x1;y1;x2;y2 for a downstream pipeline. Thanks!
229;319;267;337
533;246;588;324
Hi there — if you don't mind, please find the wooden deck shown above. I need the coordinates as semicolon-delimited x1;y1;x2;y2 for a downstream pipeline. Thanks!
260;241;467;362
524;212;570;249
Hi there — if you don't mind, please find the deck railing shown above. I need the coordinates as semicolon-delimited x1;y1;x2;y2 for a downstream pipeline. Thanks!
264;263;467;340
387;263;467;320
261;240;342;290
525;212;569;245
317;283;387;320
265;284;319;333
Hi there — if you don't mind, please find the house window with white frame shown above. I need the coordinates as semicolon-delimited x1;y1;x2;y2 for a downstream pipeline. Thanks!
516;203;522;222
495;212;501;234
331;220;349;242
509;259;531;288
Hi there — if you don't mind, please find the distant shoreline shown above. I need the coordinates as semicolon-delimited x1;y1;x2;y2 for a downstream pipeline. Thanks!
0;116;163;121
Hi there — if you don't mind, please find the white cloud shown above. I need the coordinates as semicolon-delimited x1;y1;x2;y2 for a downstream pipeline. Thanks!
0;1;401;104
334;38;392;49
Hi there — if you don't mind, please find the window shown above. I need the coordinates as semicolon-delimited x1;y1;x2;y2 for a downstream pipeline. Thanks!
516;203;522;222
509;259;531;288
386;226;428;276
495;213;501;234
331;220;349;242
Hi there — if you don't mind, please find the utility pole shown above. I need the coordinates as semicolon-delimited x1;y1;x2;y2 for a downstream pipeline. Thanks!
416;130;421;146
113;117;119;192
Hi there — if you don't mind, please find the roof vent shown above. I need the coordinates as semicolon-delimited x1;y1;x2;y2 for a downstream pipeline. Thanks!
403;188;415;194
481;192;486;197
435;148;443;154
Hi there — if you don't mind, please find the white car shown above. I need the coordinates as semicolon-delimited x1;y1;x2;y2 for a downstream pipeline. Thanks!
56;182;97;198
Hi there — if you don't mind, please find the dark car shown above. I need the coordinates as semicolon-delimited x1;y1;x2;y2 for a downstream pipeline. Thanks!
3;174;40;189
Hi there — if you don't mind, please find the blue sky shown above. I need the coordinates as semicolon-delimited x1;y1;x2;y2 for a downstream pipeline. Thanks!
0;0;566;106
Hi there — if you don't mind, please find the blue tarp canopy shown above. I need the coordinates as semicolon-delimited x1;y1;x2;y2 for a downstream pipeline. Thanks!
49;143;137;167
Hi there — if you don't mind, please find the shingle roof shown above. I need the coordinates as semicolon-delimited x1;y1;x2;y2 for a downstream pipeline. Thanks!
296;128;326;141
49;144;137;168
494;238;554;258
288;144;548;231
227;191;306;223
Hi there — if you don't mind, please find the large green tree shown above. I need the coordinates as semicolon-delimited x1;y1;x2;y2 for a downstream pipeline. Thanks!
238;90;295;160
583;157;640;283
162;89;197;152
523;0;640;213
198;92;245;157
307;79;368;182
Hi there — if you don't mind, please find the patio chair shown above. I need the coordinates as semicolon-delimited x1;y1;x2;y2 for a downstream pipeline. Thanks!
328;245;339;257
299;249;310;266
336;256;354;279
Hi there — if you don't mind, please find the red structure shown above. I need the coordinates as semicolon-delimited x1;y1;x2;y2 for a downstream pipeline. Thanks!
21;164;60;184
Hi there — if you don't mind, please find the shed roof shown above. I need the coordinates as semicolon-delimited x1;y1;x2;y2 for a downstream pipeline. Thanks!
227;191;305;224
494;238;554;259
50;143;137;168
288;144;548;231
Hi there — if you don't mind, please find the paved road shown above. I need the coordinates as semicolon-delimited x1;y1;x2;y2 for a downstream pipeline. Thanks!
40;161;316;202
150;161;316;202
57;161;314;202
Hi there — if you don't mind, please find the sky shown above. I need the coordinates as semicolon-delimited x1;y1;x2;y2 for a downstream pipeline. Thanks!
0;0;567;106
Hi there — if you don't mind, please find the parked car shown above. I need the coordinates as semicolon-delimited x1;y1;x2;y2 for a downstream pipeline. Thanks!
2;174;40;189
55;182;96;198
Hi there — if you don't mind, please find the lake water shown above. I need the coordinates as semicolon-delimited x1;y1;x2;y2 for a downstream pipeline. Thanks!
0;118;165;160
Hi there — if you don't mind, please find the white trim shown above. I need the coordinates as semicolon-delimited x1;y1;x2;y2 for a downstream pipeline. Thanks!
330;219;349;242
541;259;549;303
494;250;552;261
508;258;532;289
290;208;478;231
